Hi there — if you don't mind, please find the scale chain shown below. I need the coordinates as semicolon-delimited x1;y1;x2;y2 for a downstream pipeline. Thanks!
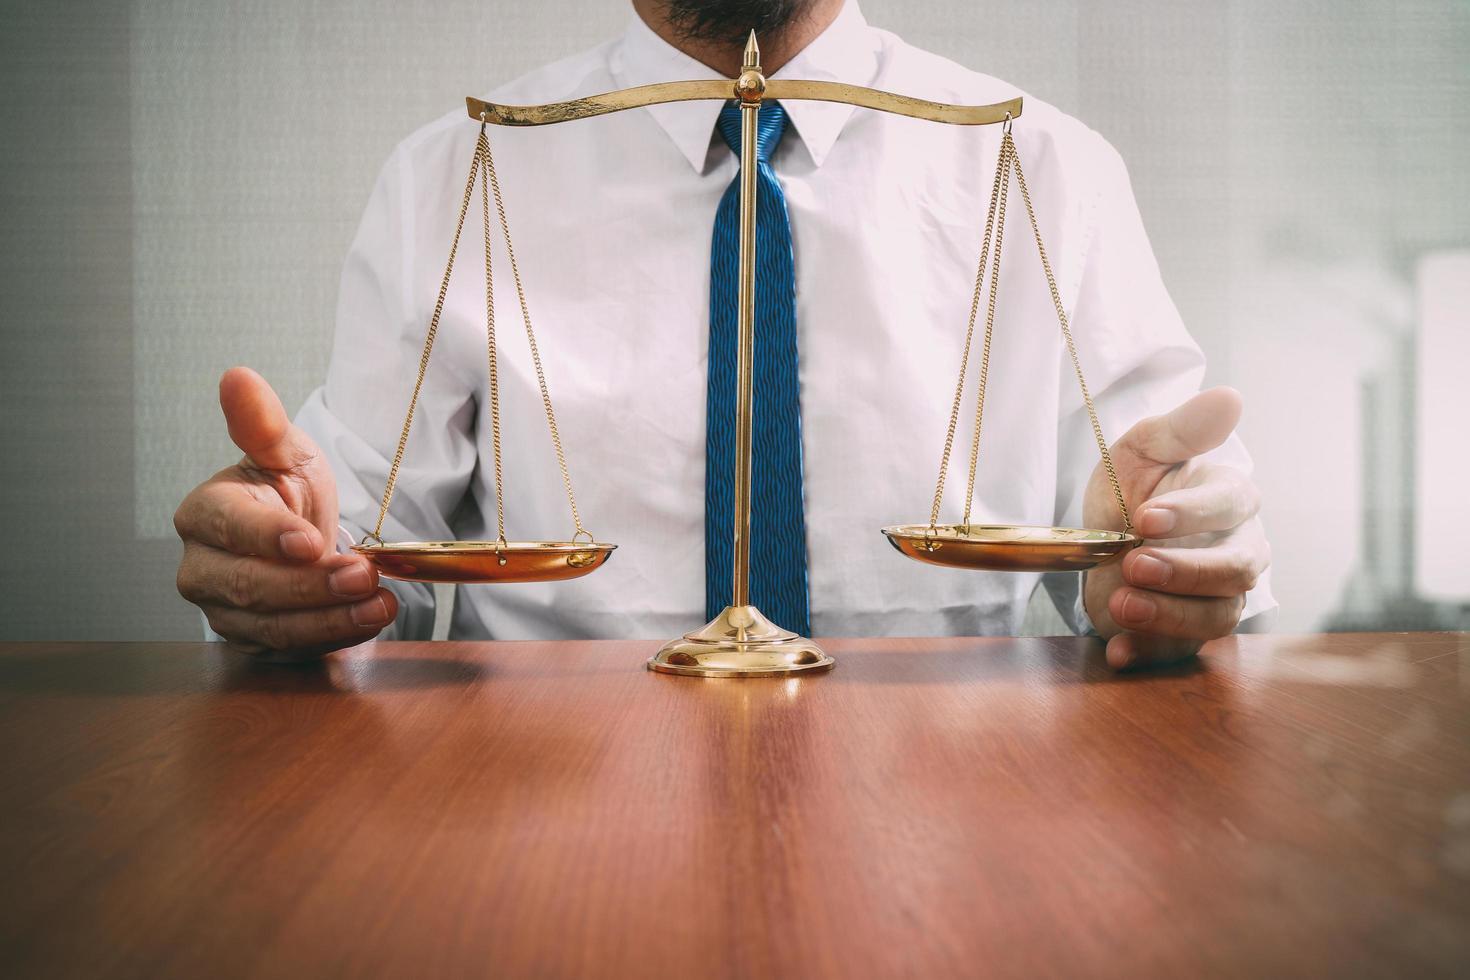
1010;141;1131;534
927;124;1132;539
479;132;507;553
367;135;484;544
960;135;1013;532
928;134;1011;530
481;126;590;541
367;121;591;547
370;102;1122;554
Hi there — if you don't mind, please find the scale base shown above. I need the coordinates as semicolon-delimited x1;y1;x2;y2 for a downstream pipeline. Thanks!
648;605;834;677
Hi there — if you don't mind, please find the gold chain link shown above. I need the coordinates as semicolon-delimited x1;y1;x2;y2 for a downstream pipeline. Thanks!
1010;138;1131;533
960;135;1013;532
480;127;588;540
929;134;1011;529
368;122;590;545
478;132;507;548
368;134;483;543
929;124;1131;536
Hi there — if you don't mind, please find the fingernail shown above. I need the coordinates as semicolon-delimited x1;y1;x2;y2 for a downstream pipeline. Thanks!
1139;508;1176;538
351;595;389;627
328;563;373;598
1120;591;1157;625
280;530;316;561
1131;554;1171;587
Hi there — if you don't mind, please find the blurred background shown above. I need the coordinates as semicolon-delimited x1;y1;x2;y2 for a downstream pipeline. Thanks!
2;0;1466;640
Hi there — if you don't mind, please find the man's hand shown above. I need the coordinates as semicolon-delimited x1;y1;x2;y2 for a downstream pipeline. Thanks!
1082;387;1270;670
174;367;397;659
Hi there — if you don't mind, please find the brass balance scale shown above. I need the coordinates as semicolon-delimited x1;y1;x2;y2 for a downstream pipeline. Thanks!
352;32;1140;677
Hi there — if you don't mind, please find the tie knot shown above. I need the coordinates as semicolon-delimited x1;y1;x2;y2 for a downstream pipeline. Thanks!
717;101;787;162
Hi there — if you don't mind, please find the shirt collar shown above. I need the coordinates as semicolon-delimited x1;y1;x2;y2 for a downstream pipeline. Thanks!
609;0;880;172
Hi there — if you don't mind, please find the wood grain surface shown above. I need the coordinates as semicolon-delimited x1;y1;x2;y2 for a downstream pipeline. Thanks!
1;633;1467;978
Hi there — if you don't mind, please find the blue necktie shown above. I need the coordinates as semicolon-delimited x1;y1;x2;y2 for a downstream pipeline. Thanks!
706;101;812;636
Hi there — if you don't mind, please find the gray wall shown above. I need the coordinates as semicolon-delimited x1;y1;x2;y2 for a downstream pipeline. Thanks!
3;0;1467;640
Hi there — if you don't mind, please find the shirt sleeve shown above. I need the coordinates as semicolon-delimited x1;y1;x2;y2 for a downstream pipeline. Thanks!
293;140;483;641
1041;132;1277;635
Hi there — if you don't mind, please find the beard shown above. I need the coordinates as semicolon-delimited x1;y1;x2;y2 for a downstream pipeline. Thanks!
666;0;813;47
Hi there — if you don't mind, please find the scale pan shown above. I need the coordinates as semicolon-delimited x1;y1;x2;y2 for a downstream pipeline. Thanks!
882;524;1138;573
352;540;616;584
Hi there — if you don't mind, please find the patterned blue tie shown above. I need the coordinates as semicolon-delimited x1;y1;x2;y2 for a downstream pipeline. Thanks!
706;101;812;636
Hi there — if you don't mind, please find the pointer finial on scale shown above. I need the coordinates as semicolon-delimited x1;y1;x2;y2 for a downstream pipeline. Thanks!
736;30;766;103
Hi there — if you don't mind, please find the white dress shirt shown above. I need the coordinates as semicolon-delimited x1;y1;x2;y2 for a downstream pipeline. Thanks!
295;1;1276;641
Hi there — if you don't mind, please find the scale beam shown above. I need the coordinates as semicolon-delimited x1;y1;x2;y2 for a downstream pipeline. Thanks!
769;81;1021;126
466;84;1022;128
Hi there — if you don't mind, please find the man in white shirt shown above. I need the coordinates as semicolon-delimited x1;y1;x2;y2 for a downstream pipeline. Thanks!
173;0;1274;669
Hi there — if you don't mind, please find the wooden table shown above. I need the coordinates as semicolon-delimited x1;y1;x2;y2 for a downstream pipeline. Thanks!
1;634;1467;978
